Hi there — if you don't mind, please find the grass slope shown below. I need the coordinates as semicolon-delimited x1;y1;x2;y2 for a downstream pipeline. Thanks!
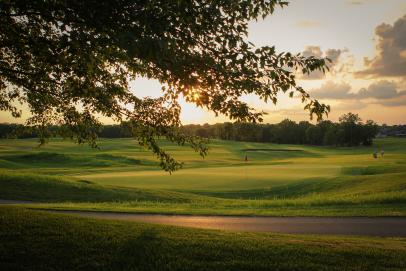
1;207;406;271
0;171;203;203
1;170;405;216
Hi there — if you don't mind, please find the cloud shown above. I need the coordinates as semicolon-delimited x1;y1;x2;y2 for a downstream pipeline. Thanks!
346;0;364;5
310;81;353;99
325;49;342;64
346;0;382;6
358;80;406;99
296;20;320;28
309;80;406;107
334;100;367;110
356;15;406;78
300;46;344;80
302;46;323;58
378;96;406;107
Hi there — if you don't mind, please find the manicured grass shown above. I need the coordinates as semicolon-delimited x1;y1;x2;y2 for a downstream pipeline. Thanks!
0;137;405;216
1;207;406;271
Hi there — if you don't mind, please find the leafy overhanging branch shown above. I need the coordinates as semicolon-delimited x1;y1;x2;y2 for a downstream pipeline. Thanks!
0;0;329;172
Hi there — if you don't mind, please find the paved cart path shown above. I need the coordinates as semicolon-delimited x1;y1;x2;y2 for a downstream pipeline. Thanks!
2;200;406;237
0;199;34;204
49;210;406;237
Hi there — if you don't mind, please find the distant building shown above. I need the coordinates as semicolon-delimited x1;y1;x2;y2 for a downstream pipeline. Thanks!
376;125;406;138
375;132;387;138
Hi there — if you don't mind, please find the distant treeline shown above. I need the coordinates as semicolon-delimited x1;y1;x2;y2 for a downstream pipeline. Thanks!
182;113;379;146
0;113;402;146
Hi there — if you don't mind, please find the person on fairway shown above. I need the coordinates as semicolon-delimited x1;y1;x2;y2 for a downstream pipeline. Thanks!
381;148;385;157
373;150;378;159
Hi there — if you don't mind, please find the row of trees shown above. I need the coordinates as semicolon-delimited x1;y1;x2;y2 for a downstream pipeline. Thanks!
0;113;379;146
181;113;379;146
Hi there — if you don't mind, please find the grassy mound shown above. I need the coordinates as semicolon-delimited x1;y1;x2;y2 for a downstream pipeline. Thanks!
2;152;144;168
196;171;406;202
341;165;402;176
4;152;109;167
94;154;141;165
0;171;201;203
242;148;304;152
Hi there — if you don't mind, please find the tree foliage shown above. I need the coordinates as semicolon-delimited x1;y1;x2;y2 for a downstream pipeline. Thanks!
0;0;330;171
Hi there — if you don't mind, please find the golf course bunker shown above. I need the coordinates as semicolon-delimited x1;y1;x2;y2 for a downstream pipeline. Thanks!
49;210;406;237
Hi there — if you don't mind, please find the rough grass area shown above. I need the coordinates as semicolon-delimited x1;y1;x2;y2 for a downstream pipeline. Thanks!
1;207;406;271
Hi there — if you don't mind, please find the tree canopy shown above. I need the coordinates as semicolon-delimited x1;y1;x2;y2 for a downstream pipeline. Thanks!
0;0;330;171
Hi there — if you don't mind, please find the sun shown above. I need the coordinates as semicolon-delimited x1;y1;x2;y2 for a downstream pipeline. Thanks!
185;87;201;103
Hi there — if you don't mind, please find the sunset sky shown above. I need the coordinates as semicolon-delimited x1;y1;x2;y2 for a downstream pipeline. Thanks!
243;0;406;125
136;0;406;125
1;0;405;125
